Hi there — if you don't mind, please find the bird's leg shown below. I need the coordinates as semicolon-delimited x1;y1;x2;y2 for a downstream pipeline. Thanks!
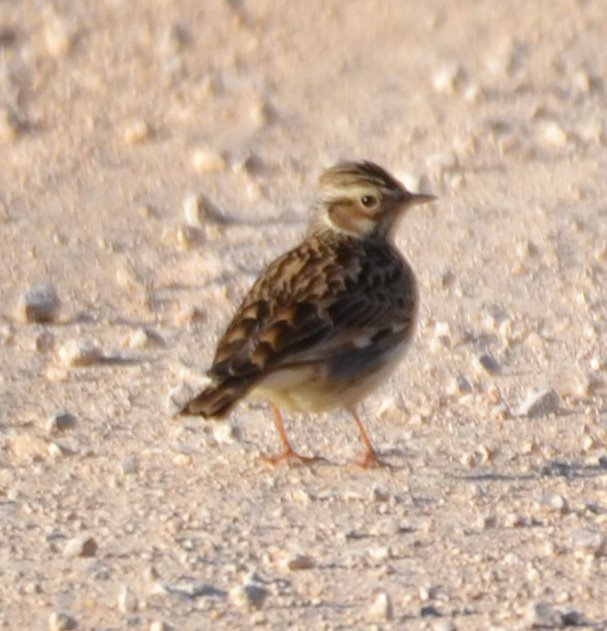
262;403;319;465
349;407;387;468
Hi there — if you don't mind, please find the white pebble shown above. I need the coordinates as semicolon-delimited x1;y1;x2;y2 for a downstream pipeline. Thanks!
539;493;569;514
230;575;268;610
124;119;152;145
213;422;239;445
176;224;201;250
183;192;224;226
118;584;138;614
518;387;560;418
524;601;562;628
369;546;391;561
17;284;60;323
48;442;70;459
127;327;163;349
172;453;192;467
571;69;591;94
63;535;98;558
432;64;464;95
539;121;568;147
149;623;172;631
572;529;607;557
368;591;392;621
48;612;77;631
58;339;102;367
249;97;275;127
44;15;74;57
191;147;227;173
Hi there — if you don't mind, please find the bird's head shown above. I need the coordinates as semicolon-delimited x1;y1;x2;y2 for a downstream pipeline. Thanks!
315;160;435;239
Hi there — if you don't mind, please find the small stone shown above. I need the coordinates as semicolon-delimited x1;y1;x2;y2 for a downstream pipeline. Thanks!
63;535;98;558
370;485;390;502
485;41;514;77
45;410;77;435
571;529;607;557
174;304;206;326
48;611;77;631
504;513;527;528
127;327;163;349
539;121;568;147
17;284;60;323
48;442;71;459
47;366;69;382
44;14;74;57
213;422;239;445
235;152;265;176
369;591;392;621
0;105;19;143
433;621;457;631
432;64;464;95
172;453;192;467
183;192;224;226
119;457;139;476
58;339;102;367
582;434;596;452
525;601;562;628
518;387;560;418
230;575;268;610
460;451;479;468
118;584;138;614
369;546;391;562
284;553;315;571
571;69;591;94
176;224;202;249
149;623;172;631
539;493;569;515
124;119;152;145
420;605;441;617
191;147;227;173
473;352;501;375
476;513;497;529
250;98;275;127
34;330;55;352
446;375;472;396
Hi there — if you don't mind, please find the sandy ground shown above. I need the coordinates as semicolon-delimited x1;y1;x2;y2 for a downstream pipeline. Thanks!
1;0;607;629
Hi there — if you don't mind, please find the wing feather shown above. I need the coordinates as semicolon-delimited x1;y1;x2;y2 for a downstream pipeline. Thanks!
207;234;416;385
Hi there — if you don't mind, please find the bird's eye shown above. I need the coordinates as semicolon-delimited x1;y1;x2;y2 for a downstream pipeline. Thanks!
360;195;378;208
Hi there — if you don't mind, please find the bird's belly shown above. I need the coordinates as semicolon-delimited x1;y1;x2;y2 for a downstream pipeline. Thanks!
248;337;412;413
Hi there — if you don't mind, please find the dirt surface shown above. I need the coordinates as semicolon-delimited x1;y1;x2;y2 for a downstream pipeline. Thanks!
1;1;607;629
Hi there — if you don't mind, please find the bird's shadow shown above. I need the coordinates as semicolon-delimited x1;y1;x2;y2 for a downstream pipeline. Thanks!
452;458;607;483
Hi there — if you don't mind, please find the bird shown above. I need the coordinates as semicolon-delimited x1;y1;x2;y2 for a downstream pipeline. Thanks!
179;160;435;467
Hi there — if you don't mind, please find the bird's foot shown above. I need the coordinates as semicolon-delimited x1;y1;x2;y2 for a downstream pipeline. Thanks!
261;447;320;466
356;449;391;469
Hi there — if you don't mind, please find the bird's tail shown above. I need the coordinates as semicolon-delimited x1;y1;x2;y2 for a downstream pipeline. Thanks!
179;377;251;419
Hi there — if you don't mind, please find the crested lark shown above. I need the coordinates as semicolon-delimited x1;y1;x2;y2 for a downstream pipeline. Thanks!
180;160;435;467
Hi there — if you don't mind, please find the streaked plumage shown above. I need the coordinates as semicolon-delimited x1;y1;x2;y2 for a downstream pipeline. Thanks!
180;160;435;466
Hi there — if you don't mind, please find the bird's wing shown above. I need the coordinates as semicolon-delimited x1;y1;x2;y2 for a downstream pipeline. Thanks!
208;236;416;382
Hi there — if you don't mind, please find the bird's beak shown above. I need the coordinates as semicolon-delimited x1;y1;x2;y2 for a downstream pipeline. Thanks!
407;192;437;206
